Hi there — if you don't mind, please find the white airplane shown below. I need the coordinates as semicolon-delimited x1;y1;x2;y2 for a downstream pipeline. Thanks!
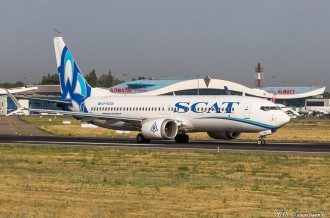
299;106;330;118
277;104;301;118
7;37;290;145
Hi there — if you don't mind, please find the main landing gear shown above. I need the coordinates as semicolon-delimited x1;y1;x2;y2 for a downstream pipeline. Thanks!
136;133;151;143
175;133;189;143
257;137;266;146
136;133;190;143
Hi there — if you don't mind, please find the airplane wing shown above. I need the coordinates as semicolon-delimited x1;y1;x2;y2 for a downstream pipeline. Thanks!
28;108;144;122
0;87;38;94
6;89;143;123
16;96;71;106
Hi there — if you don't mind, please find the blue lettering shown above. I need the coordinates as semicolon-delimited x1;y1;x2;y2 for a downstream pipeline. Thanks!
175;102;190;113
175;101;240;114
222;102;240;113
207;102;221;113
191;102;208;113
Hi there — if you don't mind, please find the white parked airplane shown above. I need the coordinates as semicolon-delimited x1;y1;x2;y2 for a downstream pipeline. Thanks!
299;106;330;118
277;104;301;118
7;37;290;145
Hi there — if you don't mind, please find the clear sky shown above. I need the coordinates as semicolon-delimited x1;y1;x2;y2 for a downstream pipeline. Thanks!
0;1;329;90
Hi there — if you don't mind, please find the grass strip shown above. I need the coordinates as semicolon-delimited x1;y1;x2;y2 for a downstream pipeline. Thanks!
0;145;328;217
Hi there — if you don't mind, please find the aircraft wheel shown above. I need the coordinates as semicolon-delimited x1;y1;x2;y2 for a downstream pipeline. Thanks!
175;134;183;143
137;133;151;143
175;133;189;143
183;134;189;143
257;139;266;146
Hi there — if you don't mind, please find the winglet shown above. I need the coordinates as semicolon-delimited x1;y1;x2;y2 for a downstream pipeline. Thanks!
6;90;25;116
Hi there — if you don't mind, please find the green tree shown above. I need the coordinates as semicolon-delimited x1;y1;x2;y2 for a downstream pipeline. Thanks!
323;92;330;98
0;81;25;88
98;71;114;87
40;73;59;85
132;76;146;81
98;70;124;87
84;70;98;87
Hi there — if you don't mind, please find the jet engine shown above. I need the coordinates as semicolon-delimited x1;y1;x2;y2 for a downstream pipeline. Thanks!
207;131;241;140
141;118;178;140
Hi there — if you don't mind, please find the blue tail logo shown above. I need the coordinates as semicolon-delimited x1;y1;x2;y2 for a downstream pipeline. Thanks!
55;37;92;111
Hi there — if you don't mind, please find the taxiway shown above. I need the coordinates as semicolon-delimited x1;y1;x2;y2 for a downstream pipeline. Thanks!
0;135;329;156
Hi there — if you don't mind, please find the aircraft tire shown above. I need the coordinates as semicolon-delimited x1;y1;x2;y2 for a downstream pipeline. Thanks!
257;139;265;146
175;133;189;143
137;133;151;143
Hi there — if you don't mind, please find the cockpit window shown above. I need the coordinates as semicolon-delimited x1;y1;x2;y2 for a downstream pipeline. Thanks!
260;106;280;111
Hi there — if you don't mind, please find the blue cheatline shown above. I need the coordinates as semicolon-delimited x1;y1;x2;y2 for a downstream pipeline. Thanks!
196;116;278;130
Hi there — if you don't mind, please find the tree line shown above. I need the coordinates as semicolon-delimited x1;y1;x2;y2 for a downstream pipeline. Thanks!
0;70;125;88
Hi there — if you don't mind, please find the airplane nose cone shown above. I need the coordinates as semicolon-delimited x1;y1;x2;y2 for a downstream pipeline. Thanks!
279;113;290;127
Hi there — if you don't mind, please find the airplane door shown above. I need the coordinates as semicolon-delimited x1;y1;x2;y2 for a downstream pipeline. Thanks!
80;102;86;112
244;103;252;119
167;105;172;115
159;105;166;115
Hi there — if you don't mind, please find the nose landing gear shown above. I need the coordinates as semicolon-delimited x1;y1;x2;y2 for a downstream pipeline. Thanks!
257;129;276;146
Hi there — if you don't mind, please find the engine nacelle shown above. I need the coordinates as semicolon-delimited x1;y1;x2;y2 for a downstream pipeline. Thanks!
207;131;241;140
141;118;178;140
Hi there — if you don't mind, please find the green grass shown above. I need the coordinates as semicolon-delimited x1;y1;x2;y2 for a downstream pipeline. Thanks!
19;116;330;142
0;145;328;217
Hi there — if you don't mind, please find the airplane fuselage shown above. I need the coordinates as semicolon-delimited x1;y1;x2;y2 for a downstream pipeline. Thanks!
82;95;289;133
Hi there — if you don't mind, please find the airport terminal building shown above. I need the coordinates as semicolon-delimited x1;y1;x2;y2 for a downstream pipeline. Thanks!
108;77;326;108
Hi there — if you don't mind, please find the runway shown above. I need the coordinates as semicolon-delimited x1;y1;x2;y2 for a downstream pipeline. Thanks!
0;134;329;155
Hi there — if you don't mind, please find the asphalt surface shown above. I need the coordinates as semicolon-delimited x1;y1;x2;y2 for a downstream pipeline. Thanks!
0;116;48;136
0;134;329;155
0;116;329;155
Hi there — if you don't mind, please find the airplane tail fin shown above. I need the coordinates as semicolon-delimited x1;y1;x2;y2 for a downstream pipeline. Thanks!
6;90;25;116
53;37;92;111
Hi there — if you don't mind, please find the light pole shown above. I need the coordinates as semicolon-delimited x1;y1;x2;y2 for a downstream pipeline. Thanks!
196;74;201;95
123;73;128;96
123;73;128;81
272;75;276;95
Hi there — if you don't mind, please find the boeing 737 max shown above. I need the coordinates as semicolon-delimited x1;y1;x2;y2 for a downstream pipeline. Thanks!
8;37;290;145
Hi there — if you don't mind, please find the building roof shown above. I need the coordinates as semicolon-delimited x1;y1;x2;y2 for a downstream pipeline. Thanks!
109;77;326;99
